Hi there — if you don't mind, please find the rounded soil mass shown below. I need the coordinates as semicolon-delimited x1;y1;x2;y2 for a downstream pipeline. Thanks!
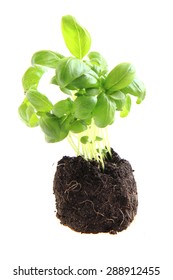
53;150;138;234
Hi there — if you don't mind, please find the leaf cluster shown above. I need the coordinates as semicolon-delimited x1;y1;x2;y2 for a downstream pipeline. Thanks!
18;15;146;144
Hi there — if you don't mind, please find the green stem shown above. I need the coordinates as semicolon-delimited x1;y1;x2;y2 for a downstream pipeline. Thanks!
67;121;111;168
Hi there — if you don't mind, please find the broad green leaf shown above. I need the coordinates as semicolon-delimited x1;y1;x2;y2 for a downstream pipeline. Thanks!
52;98;74;118
74;95;97;119
121;78;146;104
39;114;68;141
120;95;131;117
70;120;87;133
18;99;39;127
88;51;108;74
69;70;99;89
22;66;45;92
61;15;91;59
26;89;53;112
93;93;116;127
104;63;136;92
56;57;90;88
31;50;64;69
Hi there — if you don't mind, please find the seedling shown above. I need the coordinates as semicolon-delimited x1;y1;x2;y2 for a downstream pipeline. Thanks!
18;15;145;167
18;15;146;234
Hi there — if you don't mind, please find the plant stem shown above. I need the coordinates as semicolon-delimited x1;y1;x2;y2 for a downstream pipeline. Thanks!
67;121;111;167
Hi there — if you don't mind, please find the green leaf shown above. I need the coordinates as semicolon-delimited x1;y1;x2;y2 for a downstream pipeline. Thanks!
50;76;59;85
85;88;100;96
18;99;39;127
22;66;45;92
56;57;90;88
26;89;53;112
108;91;126;100
69;70;99;89
31;50;64;69
44;135;59;143
93;93;116;127
59;114;74;131
113;100;125;111
104;62;136;92
61;15;91;59
74;96;97;119
70;120;87;133
95;136;103;141
121;78;146;104
60;87;72;95
80;136;89;144
120;95;131;117
39;114;68;142
88;51;108;74
108;91;126;111
52;98;74;118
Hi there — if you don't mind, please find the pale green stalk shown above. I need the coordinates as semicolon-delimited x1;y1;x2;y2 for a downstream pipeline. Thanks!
67;120;111;168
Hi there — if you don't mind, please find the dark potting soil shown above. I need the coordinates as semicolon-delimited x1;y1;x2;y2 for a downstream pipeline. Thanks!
53;149;138;234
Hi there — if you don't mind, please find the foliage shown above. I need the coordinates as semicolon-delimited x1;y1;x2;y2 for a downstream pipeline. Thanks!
18;15;146;166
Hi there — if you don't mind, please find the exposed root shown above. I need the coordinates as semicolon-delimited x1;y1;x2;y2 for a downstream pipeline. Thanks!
65;181;81;193
79;200;105;218
118;208;125;226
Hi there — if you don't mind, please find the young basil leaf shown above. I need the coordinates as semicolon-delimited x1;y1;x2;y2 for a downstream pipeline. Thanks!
120;95;131;117
52;98;74;118
104;63;136;92
93;93;116;127
108;91;126;111
39;114;68;141
108;91;126;100
80;136;89;144
61;15;91;59
22;66;45;92
121;78;146;104
74;96;97;119
50;76;59;85
18;99;39;127
56;57;90;88
68;70;99;89
85;88;100;96
85;118;92;125
59;114;74;131
74;91;85;97
88;51;108;74
113;100;125;111
70;120;87;133
95;136;103;141
26;89;53;112
31;50;64;69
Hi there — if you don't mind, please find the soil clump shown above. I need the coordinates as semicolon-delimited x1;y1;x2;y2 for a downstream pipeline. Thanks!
53;150;138;234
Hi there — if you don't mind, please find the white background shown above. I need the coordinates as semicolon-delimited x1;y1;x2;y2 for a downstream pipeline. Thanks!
0;0;173;279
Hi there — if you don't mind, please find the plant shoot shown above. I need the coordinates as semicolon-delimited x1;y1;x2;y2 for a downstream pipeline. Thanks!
18;15;146;166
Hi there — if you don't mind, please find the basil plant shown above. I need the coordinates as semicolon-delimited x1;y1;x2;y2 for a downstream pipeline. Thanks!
18;15;146;166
